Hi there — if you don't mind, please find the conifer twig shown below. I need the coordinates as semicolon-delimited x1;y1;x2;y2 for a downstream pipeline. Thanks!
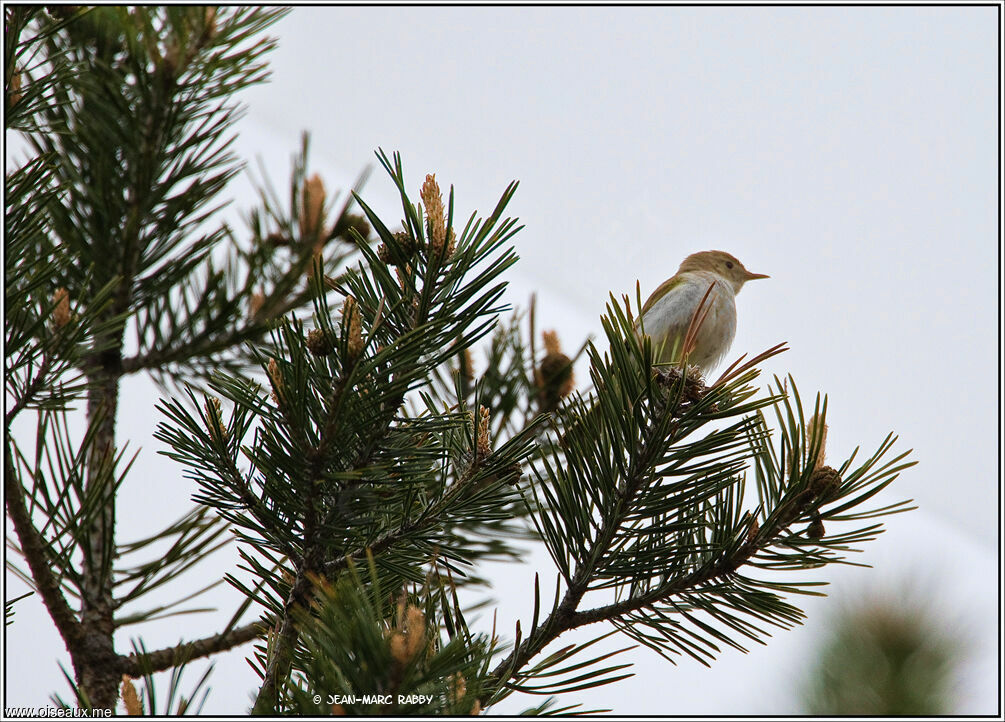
483;429;820;698
120;621;264;677
4;446;84;653
5;354;53;426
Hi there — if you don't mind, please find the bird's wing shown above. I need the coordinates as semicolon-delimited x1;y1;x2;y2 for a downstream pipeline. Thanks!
640;274;688;318
639;275;716;336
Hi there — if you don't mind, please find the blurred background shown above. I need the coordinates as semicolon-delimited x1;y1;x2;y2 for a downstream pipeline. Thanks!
6;5;999;714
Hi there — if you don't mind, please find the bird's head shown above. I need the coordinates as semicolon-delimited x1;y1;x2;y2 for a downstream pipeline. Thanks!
678;250;768;294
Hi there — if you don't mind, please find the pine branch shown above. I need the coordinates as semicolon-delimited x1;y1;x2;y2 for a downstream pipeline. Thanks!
120;620;264;677
251;301;426;712
252;332;364;713
145;143;914;713
233;160;524;713
283;567;490;715
212;419;303;567
483;371;707;695
7;444;264;675
78;354;122;709
121;325;262;375
483;453;796;695
536;477;806;633
318;427;535;581
5;353;53;426
3;441;85;655
7;7;289;708
251;378;535;712
483;393;703;693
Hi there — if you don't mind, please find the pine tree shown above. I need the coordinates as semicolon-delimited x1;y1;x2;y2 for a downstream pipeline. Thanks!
5;7;916;714
800;593;959;714
5;6;318;711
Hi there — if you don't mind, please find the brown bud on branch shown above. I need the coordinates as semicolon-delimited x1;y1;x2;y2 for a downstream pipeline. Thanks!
536;330;575;412
51;287;71;329
476;405;492;458
9;68;23;106
389;604;428;665
204;396;227;441
300;173;328;243
306;328;334;357
342;296;364;359
267;358;283;404
421;173;452;258
121;675;142;715
807;412;828;471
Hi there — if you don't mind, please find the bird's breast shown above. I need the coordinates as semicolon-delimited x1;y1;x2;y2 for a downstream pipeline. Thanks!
639;273;737;371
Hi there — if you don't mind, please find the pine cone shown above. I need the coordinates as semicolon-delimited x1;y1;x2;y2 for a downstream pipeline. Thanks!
306;328;333;356
377;231;416;266
809;465;842;497
537;351;574;412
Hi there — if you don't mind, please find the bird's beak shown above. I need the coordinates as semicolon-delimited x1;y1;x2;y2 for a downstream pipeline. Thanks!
745;270;769;280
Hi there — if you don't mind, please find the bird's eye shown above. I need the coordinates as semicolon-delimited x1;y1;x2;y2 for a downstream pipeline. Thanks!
726;261;734;269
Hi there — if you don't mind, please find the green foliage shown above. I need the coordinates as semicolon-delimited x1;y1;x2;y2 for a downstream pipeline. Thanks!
5;7;122;420
4;7;336;710
122;640;216;715
155;152;915;713
5;591;33;626
4;153;121;419
800;596;959;714
283;563;490;715
12;7;322;387
50;640;215;715
155;152;539;634
6;407;136;601
475;296;915;708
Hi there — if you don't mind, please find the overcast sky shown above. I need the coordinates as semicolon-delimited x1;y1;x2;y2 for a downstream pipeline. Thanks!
6;5;999;714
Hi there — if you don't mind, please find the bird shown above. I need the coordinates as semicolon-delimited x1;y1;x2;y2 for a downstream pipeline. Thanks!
637;250;768;374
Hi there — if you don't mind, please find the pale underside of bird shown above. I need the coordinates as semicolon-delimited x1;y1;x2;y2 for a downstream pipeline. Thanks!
639;271;737;372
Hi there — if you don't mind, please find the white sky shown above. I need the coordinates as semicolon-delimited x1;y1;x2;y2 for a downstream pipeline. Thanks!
5;4;1000;715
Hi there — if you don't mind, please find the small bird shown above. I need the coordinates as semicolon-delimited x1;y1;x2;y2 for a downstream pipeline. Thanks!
638;250;768;373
